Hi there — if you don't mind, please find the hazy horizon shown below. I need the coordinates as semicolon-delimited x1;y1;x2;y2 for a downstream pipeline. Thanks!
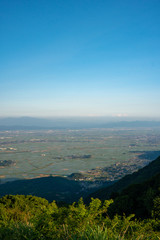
1;115;160;121
1;116;160;131
1;0;160;118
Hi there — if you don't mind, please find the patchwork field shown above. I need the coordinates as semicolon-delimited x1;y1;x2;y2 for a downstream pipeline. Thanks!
0;128;160;182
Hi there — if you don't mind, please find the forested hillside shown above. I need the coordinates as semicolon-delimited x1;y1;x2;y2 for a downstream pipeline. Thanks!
0;194;160;239
0;156;160;239
108;172;160;219
0;176;82;203
87;156;160;201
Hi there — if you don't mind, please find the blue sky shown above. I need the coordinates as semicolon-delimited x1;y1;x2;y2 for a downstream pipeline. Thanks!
0;0;160;118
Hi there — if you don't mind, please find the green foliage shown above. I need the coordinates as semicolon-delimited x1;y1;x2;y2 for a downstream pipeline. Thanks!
108;172;160;219
0;223;39;240
152;196;160;219
0;194;159;239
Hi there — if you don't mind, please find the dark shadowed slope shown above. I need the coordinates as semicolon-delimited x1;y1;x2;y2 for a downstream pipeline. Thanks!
1;156;160;204
108;172;160;219
0;176;82;203
87;156;160;201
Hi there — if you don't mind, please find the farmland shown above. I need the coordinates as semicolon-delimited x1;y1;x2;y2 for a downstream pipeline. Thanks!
0;128;160;183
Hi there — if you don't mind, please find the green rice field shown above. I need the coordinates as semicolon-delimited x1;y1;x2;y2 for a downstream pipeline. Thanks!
0;128;160;180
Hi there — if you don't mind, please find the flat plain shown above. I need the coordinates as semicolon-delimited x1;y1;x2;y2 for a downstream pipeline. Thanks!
0;128;160;182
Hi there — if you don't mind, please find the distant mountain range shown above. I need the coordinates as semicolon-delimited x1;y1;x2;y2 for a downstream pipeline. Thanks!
0;117;160;129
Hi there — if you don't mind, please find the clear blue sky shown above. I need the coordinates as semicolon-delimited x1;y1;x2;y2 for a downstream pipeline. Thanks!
0;0;160;118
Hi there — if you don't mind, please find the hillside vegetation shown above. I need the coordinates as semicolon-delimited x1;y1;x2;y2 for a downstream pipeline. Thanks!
108;172;160;219
87;156;160;201
0;176;82;203
0;194;160;239
0;176;160;238
0;156;160;239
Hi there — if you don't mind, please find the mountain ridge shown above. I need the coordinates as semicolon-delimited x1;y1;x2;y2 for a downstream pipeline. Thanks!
0;155;160;204
86;155;160;201
0;117;160;129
